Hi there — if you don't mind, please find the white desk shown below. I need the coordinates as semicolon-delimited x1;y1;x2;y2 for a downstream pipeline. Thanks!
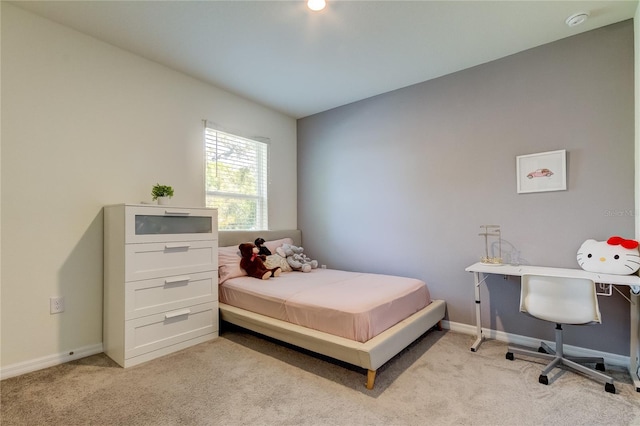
465;261;640;392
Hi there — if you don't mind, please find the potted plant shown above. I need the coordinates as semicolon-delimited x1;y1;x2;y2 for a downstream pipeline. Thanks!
151;184;174;205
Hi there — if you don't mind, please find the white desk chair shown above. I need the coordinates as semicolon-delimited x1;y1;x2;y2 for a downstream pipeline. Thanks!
506;274;616;393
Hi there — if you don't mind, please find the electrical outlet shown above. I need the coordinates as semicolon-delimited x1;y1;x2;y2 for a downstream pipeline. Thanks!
50;296;64;314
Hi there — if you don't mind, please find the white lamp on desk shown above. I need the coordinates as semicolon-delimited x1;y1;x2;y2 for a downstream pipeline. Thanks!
479;225;502;265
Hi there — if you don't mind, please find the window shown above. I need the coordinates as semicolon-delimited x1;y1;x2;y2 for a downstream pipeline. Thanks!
205;124;268;230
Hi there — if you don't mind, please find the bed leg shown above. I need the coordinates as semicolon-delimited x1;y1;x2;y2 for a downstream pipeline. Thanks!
366;370;376;390
436;320;443;331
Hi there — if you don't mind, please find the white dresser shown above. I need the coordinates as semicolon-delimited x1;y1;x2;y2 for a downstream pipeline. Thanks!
103;204;218;367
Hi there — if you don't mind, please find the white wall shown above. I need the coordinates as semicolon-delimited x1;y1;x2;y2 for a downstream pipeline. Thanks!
0;3;297;371
0;1;3;374
636;5;640;242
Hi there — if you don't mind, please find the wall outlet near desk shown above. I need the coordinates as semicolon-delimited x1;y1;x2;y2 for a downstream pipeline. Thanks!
50;296;65;314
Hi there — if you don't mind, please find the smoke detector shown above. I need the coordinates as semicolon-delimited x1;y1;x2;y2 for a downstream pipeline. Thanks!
566;12;589;27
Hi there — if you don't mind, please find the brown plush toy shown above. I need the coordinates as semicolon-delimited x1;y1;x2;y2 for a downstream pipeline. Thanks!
239;242;282;280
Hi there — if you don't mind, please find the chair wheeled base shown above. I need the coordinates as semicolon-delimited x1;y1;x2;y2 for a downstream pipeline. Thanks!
506;323;615;394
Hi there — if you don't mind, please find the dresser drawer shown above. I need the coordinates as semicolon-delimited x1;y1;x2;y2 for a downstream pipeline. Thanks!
125;241;217;281
125;271;217;320
124;302;218;360
125;205;217;244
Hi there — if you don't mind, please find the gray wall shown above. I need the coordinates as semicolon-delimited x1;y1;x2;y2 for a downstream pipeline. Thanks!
297;21;635;355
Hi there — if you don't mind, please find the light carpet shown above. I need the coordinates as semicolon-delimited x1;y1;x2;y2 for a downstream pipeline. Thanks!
2;327;639;425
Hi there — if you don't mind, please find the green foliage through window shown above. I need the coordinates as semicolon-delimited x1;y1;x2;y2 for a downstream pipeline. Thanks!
205;126;268;230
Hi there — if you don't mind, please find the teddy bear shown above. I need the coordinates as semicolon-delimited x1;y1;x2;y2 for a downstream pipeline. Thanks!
239;242;281;280
254;237;272;257
577;236;640;275
276;243;318;273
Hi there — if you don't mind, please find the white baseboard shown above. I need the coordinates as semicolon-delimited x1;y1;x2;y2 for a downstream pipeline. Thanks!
441;320;630;367
1;322;632;379
1;343;104;380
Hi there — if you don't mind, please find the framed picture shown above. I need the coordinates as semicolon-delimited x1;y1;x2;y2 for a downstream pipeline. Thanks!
516;149;566;194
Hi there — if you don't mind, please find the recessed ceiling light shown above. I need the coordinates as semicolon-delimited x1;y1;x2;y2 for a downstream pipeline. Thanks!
308;0;326;12
566;12;589;27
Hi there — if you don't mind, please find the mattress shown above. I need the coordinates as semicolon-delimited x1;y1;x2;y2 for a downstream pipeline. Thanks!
219;268;431;342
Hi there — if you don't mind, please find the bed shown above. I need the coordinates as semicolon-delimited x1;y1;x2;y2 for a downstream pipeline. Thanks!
217;230;446;389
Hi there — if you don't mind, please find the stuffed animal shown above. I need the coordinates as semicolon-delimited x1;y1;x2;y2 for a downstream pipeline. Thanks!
254;237;272;257
276;243;318;273
577;236;640;275
239;242;281;280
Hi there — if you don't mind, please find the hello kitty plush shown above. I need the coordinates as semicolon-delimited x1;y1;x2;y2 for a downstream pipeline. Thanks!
577;236;640;275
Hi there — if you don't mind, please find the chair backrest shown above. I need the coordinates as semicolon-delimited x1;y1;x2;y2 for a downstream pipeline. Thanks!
520;274;601;325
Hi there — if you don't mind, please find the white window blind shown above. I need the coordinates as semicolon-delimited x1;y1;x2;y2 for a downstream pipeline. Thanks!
204;124;268;230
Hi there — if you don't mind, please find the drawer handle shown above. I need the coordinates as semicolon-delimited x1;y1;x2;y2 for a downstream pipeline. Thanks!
165;308;191;319
164;243;191;250
164;210;190;216
165;276;191;285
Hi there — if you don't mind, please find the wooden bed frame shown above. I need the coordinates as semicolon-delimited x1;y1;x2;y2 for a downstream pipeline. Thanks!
218;230;447;389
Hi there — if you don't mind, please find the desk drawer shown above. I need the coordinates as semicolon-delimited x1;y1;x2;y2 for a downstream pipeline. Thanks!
125;241;217;281
124;302;218;360
125;271;217;320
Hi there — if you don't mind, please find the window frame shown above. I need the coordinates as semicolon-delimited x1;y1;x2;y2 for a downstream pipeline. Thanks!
204;123;269;230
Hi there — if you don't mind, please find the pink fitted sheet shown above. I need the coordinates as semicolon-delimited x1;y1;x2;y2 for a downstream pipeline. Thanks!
219;268;431;342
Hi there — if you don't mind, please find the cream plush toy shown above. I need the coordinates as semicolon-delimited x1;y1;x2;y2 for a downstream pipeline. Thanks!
577;236;640;275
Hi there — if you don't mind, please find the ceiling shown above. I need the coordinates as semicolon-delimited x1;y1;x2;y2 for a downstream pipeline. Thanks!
10;0;638;118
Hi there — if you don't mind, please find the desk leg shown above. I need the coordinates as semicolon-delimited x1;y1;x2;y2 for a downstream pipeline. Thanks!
471;271;484;352
630;292;640;392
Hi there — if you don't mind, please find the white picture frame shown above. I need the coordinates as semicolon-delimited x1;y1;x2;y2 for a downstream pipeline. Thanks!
516;149;567;194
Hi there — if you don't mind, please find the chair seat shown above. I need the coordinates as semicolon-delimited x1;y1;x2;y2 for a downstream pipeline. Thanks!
527;309;597;325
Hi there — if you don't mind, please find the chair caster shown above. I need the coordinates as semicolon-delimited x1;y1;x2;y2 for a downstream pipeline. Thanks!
595;363;605;372
539;375;549;385
605;383;616;394
506;352;514;361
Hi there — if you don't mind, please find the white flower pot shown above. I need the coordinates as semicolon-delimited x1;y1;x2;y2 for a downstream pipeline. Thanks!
157;196;171;205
